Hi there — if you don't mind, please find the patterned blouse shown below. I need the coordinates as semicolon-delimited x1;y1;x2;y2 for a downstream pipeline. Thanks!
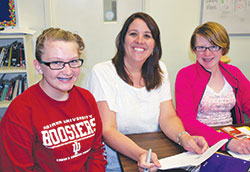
197;78;236;127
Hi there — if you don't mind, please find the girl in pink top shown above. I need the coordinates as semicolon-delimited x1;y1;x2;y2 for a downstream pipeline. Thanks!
175;22;250;154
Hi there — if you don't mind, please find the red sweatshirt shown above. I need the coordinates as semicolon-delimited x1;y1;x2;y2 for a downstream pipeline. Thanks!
0;83;106;171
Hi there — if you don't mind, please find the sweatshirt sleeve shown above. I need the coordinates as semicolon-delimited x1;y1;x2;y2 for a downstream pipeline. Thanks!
0;102;35;172
85;93;107;171
175;68;231;147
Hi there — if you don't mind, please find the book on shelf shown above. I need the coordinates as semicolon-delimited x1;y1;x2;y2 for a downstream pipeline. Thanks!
0;81;10;101
5;79;14;100
20;43;25;67
0;74;27;101
17;75;24;96
16;42;21;67
10;41;18;67
2;44;10;67
7;43;13;67
0;47;7;66
0;40;25;68
11;78;19;100
0;74;5;96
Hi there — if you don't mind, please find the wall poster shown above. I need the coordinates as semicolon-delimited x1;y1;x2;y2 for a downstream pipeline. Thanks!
201;0;250;35
0;0;17;27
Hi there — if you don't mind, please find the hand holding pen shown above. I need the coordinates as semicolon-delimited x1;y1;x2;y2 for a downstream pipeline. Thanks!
144;148;152;172
138;148;161;172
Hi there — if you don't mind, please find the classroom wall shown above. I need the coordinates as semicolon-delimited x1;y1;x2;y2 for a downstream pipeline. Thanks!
15;0;144;87
15;0;250;97
144;0;250;96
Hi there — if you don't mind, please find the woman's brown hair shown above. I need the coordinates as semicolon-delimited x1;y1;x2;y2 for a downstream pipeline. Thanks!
112;12;163;91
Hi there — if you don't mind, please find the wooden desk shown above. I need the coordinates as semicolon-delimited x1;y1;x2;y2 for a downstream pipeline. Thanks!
118;123;250;172
118;131;185;172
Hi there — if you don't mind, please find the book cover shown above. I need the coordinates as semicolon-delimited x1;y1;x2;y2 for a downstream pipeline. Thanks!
0;81;10;101
2;45;10;67
220;126;250;140
11;77;19;100
0;47;7;66
15;42;22;67
0;79;4;97
5;80;13;100
10;41;18;67
7;43;13;67
17;75;23;96
20;44;25;67
198;153;250;172
8;79;16;100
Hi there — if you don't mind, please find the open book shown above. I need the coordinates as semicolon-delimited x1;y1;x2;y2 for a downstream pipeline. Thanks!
158;139;228;170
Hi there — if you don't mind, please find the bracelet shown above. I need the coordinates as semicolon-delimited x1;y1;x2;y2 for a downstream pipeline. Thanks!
177;131;190;146
225;138;233;151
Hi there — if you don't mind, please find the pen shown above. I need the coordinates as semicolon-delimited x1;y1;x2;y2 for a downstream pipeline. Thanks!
144;148;152;172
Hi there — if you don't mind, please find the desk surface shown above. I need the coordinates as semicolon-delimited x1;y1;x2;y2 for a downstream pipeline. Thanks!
118;131;185;172
118;123;249;172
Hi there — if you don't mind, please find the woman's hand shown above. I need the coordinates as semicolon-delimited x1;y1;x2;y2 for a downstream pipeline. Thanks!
227;138;250;154
137;150;161;172
180;134;209;154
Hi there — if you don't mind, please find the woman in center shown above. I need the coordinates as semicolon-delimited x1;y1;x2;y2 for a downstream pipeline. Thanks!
87;12;208;172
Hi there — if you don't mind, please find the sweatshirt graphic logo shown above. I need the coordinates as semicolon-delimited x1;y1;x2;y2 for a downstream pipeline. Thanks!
73;141;81;155
41;115;96;149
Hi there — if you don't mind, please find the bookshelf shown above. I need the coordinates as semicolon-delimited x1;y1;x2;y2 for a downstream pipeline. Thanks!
0;30;36;110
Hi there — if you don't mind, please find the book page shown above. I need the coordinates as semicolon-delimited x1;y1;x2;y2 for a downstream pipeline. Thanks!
159;139;228;170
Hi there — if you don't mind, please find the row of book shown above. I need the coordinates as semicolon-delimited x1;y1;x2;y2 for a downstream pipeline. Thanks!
0;40;26;68
0;74;27;101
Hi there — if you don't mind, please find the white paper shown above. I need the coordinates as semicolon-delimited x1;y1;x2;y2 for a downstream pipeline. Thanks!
159;139;228;170
228;151;250;161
